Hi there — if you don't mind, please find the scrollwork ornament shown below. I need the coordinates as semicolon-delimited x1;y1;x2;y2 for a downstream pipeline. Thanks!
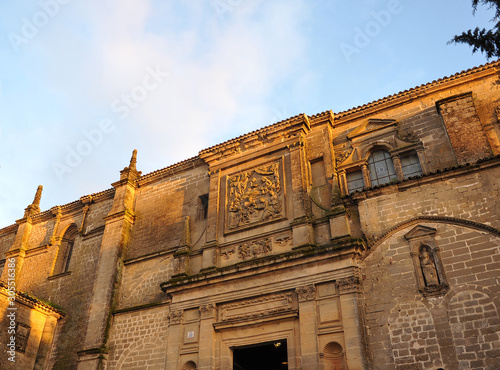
335;149;352;166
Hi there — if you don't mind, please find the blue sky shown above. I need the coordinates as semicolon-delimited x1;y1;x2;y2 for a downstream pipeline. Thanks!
0;0;495;227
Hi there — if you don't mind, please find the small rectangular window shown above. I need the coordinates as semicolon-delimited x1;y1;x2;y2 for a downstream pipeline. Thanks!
198;194;209;220
347;171;364;193
401;153;423;179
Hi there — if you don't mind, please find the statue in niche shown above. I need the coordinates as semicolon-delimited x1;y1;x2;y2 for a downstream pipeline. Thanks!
420;247;439;286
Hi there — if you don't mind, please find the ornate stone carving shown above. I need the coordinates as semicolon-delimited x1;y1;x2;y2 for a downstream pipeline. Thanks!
274;233;292;248
420;247;439;286
296;285;316;302
24;185;43;217
405;225;448;296
336;276;361;294
220;293;293;322
220;247;235;260
199;303;216;320
335;149;352;166
169;309;183;325
226;161;284;231
238;238;272;260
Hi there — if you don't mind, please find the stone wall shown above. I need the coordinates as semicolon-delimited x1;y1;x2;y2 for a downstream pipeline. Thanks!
0;61;498;369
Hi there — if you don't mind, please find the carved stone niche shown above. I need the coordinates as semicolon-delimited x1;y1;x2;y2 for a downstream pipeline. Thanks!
225;160;285;233
404;225;448;296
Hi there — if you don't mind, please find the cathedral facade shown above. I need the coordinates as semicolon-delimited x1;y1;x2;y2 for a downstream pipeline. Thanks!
1;61;500;369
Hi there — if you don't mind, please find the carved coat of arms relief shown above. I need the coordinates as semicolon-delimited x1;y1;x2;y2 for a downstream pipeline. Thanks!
226;161;285;232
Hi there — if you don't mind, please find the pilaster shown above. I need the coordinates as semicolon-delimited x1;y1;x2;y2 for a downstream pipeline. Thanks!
77;150;140;370
33;314;59;370
201;168;221;271
198;303;217;370
166;309;184;369
296;285;319;369
289;138;314;248
336;276;367;370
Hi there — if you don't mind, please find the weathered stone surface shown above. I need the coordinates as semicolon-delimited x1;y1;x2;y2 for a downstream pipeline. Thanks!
0;61;499;369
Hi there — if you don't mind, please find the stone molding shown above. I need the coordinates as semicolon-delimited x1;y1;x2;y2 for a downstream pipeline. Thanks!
220;292;293;322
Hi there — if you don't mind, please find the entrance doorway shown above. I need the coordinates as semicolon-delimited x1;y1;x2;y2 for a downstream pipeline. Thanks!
233;339;288;370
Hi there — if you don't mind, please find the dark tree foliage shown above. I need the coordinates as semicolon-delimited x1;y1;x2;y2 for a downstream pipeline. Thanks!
449;0;500;59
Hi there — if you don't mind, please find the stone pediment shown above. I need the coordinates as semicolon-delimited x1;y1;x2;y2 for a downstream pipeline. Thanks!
347;118;397;140
404;225;437;240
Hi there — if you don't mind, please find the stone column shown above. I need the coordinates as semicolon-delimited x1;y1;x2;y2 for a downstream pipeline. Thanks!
296;285;319;369
166;309;184;369
337;170;348;197
289;138;314;248
201;169;221;271
391;154;404;181
77;150;140;370
198;303;217;370
361;164;371;189
336;276;367;370
33;314;59;370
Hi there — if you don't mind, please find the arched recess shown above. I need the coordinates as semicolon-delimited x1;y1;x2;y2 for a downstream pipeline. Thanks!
52;224;78;275
388;301;444;368
322;341;345;370
115;338;165;370
446;288;500;369
366;215;500;252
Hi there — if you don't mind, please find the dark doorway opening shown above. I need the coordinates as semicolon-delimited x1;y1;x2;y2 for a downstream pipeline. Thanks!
233;339;288;370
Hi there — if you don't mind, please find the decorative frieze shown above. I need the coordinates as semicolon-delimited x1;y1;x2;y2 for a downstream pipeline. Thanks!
238;238;272;260
226;161;284;232
220;293;293;322
296;285;316;302
220;232;292;263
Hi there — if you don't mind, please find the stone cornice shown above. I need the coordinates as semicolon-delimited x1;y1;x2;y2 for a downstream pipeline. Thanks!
0;281;65;317
161;238;365;294
135;157;206;187
0;188;115;233
199;113;311;164
334;60;499;124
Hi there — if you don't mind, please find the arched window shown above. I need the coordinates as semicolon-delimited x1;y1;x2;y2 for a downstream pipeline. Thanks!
367;149;396;186
53;225;78;275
